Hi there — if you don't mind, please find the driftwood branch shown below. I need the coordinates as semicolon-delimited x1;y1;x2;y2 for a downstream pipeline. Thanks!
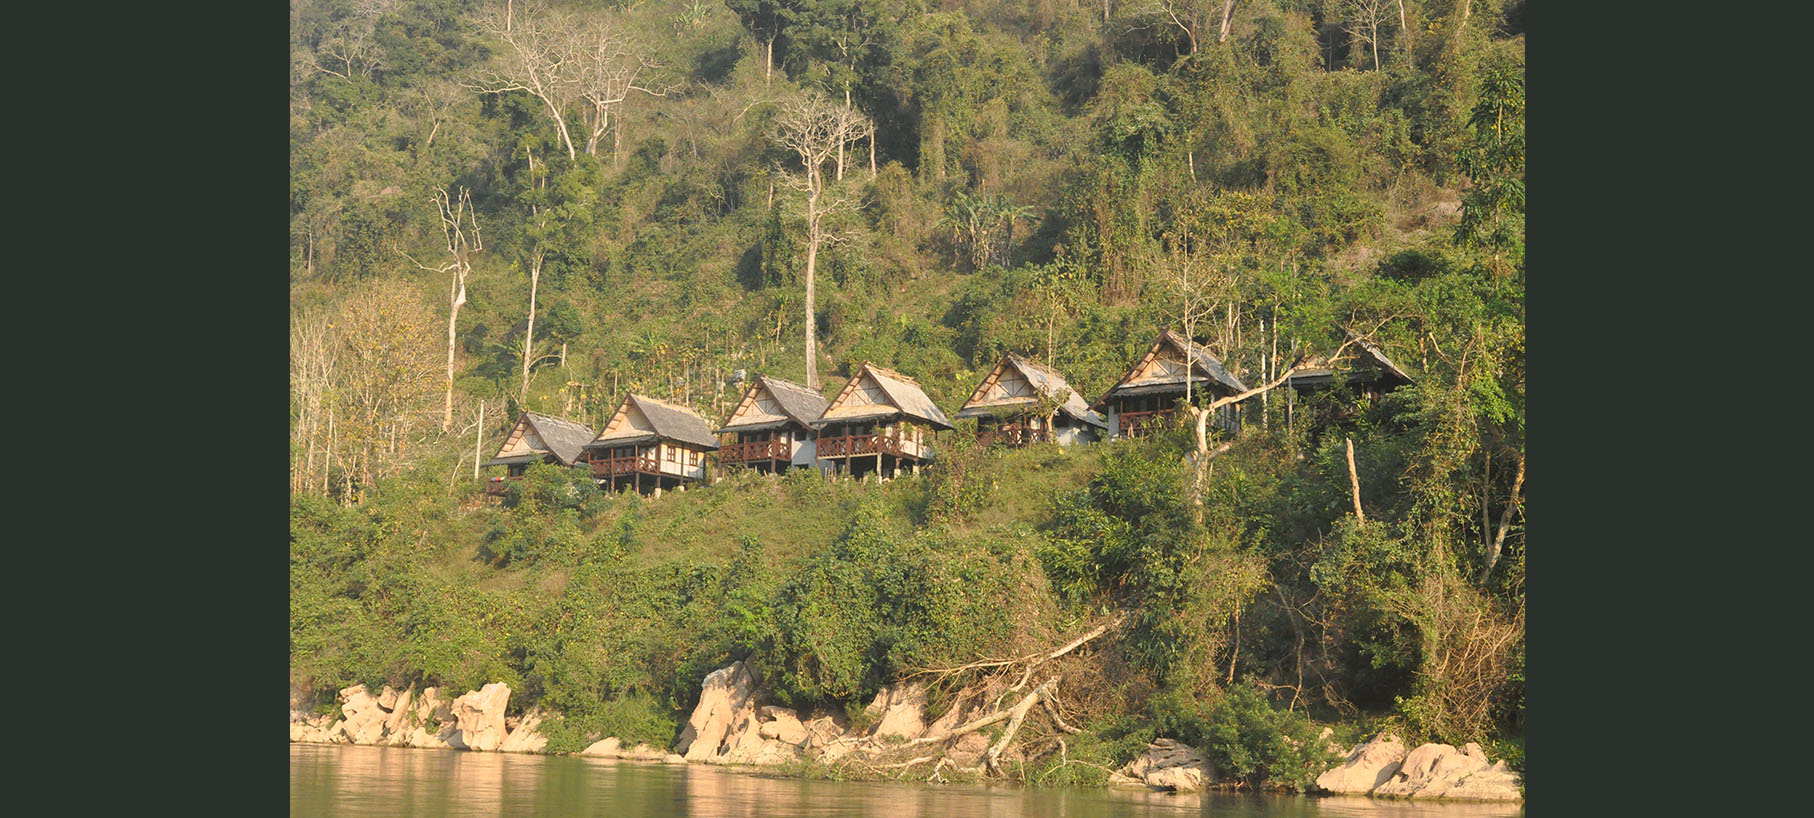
909;613;1126;682
985;676;1059;774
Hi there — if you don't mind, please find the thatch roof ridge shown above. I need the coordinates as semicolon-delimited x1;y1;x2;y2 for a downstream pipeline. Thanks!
483;411;598;467
815;361;953;430
521;411;600;466
961;353;1107;429
1091;330;1248;409
590;394;721;450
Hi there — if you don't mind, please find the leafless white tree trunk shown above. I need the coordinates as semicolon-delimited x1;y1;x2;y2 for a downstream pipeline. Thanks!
1218;0;1237;43
405;187;483;432
775;93;870;390
1481;453;1524;581
571;20;670;158
469;1;581;161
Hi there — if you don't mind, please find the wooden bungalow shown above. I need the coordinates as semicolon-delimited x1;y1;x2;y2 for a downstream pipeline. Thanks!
811;362;953;479
715;374;831;473
1092;330;1249;438
955;353;1106;446
480;411;598;496
582;394;719;496
1285;332;1414;400
1283;333;1415;428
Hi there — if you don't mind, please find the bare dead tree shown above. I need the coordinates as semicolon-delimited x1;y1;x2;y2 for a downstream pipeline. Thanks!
774;92;871;390
570;20;673;159
404;187;483;432
407;78;468;155
307;2;391;80
1343;0;1388;70
1218;0;1237;43
468;1;581;161
291;307;339;494
1144;0;1204;55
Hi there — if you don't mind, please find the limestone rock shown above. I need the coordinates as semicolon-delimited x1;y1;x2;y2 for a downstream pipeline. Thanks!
1146;765;1208;792
923;689;981;741
1315;733;1408;794
1117;738;1214;791
339;685;389;745
377;685;402;711
580;737;623;758
499;706;548;754
944;732;991;768
676;662;760;762
801;712;848;750
622;743;672;761
450;683;512;752
1371;742;1521;801
381;687;416;746
416;687;452;723
1440;760;1524;801
758;707;809;746
1373;743;1484;797
865;683;928;741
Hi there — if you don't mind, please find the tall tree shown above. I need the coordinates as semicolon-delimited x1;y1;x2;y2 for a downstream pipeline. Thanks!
405;187;483;432
1455;63;1525;277
469;1;582;161
774;92;870;390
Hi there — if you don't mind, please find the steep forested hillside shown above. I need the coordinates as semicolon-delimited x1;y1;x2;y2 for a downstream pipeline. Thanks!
290;0;1525;788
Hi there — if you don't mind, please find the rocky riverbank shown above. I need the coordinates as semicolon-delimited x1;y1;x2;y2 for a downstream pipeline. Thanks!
291;664;1521;802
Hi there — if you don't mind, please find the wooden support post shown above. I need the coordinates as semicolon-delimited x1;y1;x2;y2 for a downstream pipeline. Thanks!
473;400;484;479
1346;437;1364;523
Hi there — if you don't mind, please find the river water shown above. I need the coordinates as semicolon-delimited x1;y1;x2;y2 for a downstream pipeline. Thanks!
291;744;1524;818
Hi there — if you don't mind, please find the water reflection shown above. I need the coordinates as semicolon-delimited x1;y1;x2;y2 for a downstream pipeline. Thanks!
291;744;1523;818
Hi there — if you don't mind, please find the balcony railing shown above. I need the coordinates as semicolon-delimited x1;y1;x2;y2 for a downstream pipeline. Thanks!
1118;409;1173;438
591;454;661;478
718;439;790;464
817;433;908;458
977;427;1051;447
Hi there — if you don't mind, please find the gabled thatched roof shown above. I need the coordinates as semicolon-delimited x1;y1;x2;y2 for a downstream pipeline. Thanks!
1092;330;1248;408
814;362;953;430
716;374;831;434
482;411;598;467
586;394;721;450
1288;332;1415;389
956;353;1107;429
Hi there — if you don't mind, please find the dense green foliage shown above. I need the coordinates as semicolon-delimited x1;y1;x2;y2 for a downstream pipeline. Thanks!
291;0;1525;791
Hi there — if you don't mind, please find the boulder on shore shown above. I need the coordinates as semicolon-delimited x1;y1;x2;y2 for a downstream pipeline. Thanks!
499;706;548;754
580;737;623;758
1317;735;1522;801
758;706;809;746
339;684;389;745
1315;733;1407;794
676;662;760;762
1116;738;1214;792
864;684;928;741
451;683;512;751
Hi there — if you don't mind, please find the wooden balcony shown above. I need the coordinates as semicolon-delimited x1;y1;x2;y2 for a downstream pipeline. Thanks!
718;439;789;464
817;433;908;459
591;454;661;478
1118;409;1173;438
977;427;1051;447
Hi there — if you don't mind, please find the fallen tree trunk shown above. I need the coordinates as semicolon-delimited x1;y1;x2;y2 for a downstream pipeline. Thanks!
985;676;1060;774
